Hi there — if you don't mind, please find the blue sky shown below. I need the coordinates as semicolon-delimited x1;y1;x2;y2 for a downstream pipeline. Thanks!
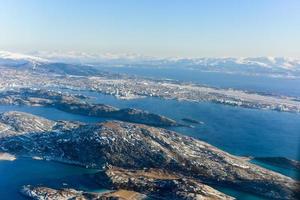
0;0;299;57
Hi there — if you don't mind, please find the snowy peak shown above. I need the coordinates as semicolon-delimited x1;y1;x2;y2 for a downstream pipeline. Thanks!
0;51;49;69
29;51;152;64
167;57;300;70
1;50;300;77
0;51;48;62
1;50;299;70
234;57;300;70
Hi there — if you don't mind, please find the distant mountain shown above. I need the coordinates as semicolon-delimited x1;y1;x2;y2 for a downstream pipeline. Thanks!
0;51;48;69
0;51;104;76
167;57;300;70
150;58;298;78
143;57;300;78
30;51;151;64
30;51;300;77
1;51;300;78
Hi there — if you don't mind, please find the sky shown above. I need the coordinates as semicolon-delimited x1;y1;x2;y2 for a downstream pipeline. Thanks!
0;0;299;58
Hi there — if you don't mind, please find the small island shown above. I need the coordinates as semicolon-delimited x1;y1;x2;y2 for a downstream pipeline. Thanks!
182;118;204;124
0;89;180;127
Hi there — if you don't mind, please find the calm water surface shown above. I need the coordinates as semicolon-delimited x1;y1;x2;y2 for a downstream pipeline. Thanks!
1;83;300;199
0;158;103;200
74;91;300;161
100;67;300;97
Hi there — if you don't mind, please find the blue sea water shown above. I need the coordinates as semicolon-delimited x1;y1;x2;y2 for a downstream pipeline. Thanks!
1;95;299;199
74;91;300;161
0;158;102;200
3;99;299;160
1;69;300;199
100;67;300;97
0;106;110;199
4;96;299;160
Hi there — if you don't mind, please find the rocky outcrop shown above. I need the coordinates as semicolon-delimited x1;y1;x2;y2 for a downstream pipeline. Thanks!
21;166;233;200
21;185;102;200
0;89;179;127
0;111;299;199
21;185;148;200
0;111;55;133
101;189;147;200
94;166;234;200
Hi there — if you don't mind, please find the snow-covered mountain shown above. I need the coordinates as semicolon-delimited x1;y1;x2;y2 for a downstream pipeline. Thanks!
149;57;300;77
1;50;300;77
31;51;300;72
182;57;300;70
30;51;152;64
0;51;101;76
0;51;49;69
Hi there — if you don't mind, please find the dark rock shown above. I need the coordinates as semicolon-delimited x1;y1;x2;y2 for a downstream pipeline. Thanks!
182;118;204;124
0;89;179;127
21;185;147;200
0;111;299;199
94;166;234;199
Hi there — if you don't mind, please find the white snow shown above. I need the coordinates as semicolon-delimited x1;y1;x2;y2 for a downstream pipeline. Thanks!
0;152;16;161
0;51;49;63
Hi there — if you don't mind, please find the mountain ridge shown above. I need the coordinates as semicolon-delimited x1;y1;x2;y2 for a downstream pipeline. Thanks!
1;50;300;69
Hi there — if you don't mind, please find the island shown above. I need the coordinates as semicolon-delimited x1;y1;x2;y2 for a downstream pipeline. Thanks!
21;185;148;200
182;118;204;124
0;89;180;127
0;111;299;199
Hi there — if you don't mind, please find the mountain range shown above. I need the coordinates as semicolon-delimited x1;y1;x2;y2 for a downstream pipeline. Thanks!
1;51;300;78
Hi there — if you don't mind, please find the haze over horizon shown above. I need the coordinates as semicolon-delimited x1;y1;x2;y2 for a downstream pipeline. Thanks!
0;0;300;58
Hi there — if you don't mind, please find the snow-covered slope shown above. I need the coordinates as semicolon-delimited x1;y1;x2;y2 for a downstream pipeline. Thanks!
30;51;150;64
0;51;49;69
1;50;300;77
183;57;300;71
0;51;101;76
32;51;300;73
146;57;300;77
